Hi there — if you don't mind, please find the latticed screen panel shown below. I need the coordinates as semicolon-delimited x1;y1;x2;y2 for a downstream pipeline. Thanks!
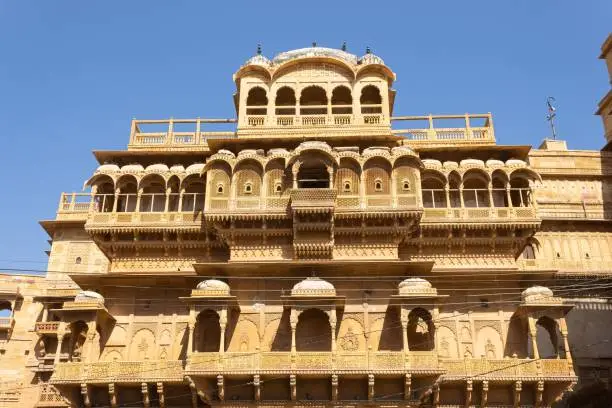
364;164;391;194
209;167;231;198
235;165;262;197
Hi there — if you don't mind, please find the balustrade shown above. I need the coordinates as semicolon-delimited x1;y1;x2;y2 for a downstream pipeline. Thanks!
51;360;183;384
392;113;496;144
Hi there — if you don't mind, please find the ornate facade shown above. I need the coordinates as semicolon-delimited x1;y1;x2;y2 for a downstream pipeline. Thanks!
1;39;612;407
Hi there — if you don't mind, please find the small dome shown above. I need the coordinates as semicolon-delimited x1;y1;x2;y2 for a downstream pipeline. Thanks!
237;149;260;157
145;163;169;173
121;164;144;173
185;163;205;174
291;277;336;296
243;44;271;67
460;159;485;168
422;159;443;168
217;149;236;158
486;159;505;168
196;279;230;295
75;291;104;303
506;159;527;168
522;285;554;302
398;278;437;296
272;46;359;66
170;165;185;173
96;164;120;173
443;161;459;170
359;47;385;65
267;148;290;156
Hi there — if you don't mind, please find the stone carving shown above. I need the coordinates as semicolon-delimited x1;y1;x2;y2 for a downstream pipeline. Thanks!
339;327;359;351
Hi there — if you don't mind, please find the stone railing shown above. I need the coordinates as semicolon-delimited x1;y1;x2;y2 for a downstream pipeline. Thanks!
536;201;612;220
422;207;538;222
186;351;440;374
36;384;68;407
61;299;105;311
35;322;62;335
0;317;15;330
392;113;495;145
244;114;385;128
128;118;237;150
441;358;574;379
51;360;183;384
517;258;612;275
290;189;338;209
86;211;203;230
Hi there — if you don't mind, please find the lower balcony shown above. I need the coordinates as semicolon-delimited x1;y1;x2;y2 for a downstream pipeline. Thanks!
35;321;64;335
441;358;575;381
185;351;441;375
50;360;184;384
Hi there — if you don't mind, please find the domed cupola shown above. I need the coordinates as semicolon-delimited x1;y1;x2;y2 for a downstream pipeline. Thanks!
195;279;231;296
359;46;385;65
398;278;438;297
74;290;105;304
291;277;336;297
244;44;271;67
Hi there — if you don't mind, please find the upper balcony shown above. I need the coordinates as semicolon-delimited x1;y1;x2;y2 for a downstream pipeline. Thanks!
392;113;496;147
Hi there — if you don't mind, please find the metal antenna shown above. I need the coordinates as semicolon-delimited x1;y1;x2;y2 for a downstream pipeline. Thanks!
546;96;557;140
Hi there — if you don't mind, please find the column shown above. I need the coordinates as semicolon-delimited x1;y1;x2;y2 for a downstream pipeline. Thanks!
401;308;409;352
41;305;49;323
528;317;539;359
459;186;465;208
135;188;142;213
360;171;366;209
290;310;298;354
488;182;494;208
560;318;572;361
164;187;171;212
368;374;375;401
444;186;450;208
108;384;117;408
88;185;98;212
331;374;338;401
219;309;227;355
217;375;224;401
112;188;120;212
506;186;513;208
187;321;195;356
141;383;150;408
54;332;65;365
481;380;489;408
178;188;185;212
513;381;522;408
465;380;472;408
391;169;397;208
330;309;337;353
404;374;411;400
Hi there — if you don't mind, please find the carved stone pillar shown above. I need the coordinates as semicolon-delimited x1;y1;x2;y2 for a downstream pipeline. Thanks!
219;309;227;354
401;316;409;353
110;188;119;212
253;375;261;401
290;375;296;401
187;321;195;355
432;383;440;407
157;382;165;408
404;374;411;400
178;188;185;212
54;332;65;365
506;186;513;208
164;187;171;212
459;186;465;208
368;374;375;401
290;310;298;354
444;186;450;208
465;379;472;408
141;383;150;408
217;375;224;401
135;188;142;213
330;309;337;353
108;383;117;408
528;317;539;359
80;383;91;408
535;380;544;408
513;381;522;408
559;318;572;362
481;380;489;408
331;374;338;401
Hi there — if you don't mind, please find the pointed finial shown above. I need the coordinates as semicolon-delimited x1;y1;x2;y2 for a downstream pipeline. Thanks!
256;43;262;55
312;41;317;47
341;41;347;51
366;46;371;54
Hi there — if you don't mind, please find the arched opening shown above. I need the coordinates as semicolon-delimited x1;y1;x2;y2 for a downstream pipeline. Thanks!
195;310;221;353
448;172;461;208
0;301;12;318
275;87;296;116
510;177;531;207
504;317;528;358
331;86;352;114
300;86;328;115
66;321;88;362
298;159;330;189
181;175;206;212
536;316;561;358
463;173;489;208
91;175;115;213
246;87;268;115
421;176;447;208
295;309;331;351
407;308;435;351
116;176;138;212
491;173;509;207
360;85;382;114
139;175;166;212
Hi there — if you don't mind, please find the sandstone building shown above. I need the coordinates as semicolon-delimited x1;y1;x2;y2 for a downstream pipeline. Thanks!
1;38;612;407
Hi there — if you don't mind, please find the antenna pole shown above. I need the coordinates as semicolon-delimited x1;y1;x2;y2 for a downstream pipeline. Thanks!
546;96;557;140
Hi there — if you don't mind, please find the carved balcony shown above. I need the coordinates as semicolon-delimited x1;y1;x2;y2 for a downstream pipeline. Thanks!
50;360;184;384
35;322;65;336
422;207;538;225
290;188;337;211
0;317;15;331
441;358;575;381
185;351;441;375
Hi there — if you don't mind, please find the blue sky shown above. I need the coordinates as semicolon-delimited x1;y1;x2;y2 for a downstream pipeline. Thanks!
0;1;610;271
